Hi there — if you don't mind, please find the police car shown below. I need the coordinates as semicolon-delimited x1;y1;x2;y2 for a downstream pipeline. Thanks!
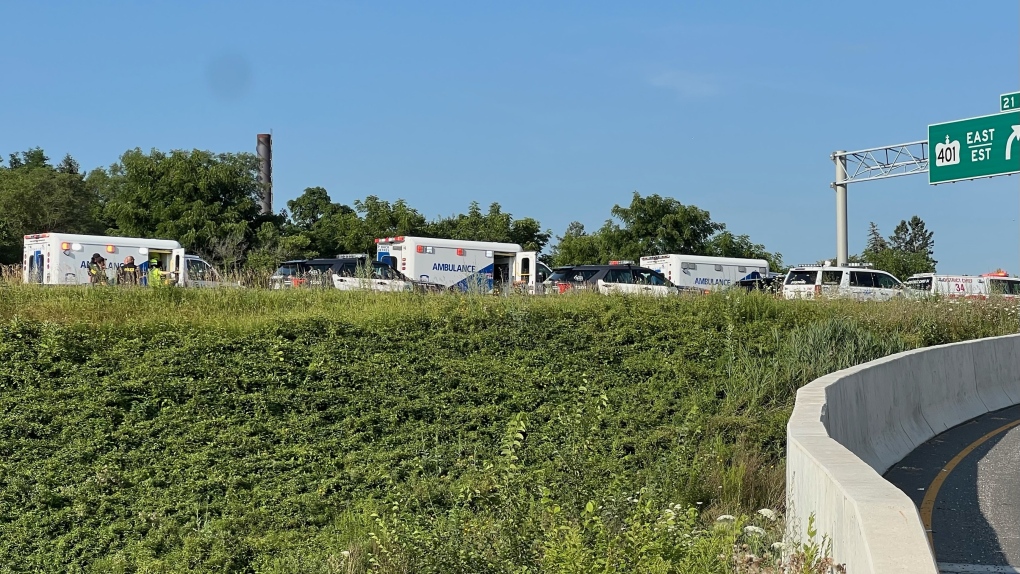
783;263;905;301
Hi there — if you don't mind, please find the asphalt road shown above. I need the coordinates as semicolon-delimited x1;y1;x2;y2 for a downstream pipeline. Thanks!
885;404;1020;573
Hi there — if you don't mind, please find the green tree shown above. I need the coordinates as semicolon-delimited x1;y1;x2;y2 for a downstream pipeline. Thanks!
292;194;429;257
548;221;615;267
889;216;936;263
97;148;266;266
609;192;724;258
285;186;355;256
287;186;335;231
0;148;103;263
864;222;888;253
426;202;551;252
243;222;317;272
548;192;779;268
705;231;783;270
862;217;936;279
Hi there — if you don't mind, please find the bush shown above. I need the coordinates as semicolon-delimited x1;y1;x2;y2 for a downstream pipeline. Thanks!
0;288;1014;572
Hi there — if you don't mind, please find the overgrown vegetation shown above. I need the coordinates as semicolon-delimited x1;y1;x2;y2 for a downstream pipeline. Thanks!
1;287;1014;572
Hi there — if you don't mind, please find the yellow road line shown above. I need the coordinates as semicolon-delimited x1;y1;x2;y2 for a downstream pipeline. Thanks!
920;417;1020;550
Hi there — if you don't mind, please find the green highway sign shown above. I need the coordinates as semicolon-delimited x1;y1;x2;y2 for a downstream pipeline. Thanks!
1002;92;1020;112
928;111;1020;184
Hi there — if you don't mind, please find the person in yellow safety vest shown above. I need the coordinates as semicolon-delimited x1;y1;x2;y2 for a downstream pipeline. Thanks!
118;256;139;286
148;258;165;286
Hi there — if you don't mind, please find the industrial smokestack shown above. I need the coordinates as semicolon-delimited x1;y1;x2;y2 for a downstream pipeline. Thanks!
256;133;272;215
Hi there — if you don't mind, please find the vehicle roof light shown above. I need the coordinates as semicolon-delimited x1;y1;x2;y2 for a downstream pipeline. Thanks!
609;260;634;265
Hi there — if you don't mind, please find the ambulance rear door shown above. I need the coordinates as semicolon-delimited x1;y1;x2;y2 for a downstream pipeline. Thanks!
170;248;187;286
513;251;541;294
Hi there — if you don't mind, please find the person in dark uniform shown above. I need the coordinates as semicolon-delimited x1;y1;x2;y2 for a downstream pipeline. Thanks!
118;256;139;286
88;254;108;285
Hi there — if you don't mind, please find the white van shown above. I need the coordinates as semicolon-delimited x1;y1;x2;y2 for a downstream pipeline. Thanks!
783;264;904;301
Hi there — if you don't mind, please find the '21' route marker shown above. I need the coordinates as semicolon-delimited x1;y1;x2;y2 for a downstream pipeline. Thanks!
928;111;1020;184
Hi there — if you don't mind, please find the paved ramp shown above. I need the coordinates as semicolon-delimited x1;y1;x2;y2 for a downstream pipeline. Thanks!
885;405;1020;571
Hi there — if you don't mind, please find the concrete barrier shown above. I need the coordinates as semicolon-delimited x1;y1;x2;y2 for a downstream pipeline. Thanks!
786;334;1020;574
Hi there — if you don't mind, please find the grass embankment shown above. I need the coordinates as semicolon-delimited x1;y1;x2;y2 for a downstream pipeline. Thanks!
0;286;1016;573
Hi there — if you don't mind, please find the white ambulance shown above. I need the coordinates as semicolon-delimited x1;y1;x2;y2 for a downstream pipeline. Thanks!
374;236;550;293
638;254;770;291
905;271;1020;299
22;233;225;287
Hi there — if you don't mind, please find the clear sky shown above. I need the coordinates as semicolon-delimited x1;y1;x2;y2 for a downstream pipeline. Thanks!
3;1;1019;273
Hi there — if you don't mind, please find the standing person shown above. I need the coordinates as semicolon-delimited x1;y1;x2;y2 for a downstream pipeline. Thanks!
88;254;108;285
148;258;165;286
119;256;139;286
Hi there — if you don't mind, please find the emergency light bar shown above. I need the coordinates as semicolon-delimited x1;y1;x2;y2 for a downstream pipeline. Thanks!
374;236;406;244
334;253;368;259
609;260;634;265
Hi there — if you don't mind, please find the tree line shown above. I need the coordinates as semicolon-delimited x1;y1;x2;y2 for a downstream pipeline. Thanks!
0;145;935;277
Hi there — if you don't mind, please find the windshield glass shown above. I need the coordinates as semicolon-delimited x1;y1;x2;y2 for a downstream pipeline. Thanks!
785;270;818;285
634;269;672;286
548;268;600;283
989;278;1020;295
371;262;407;280
905;277;932;291
274;263;303;277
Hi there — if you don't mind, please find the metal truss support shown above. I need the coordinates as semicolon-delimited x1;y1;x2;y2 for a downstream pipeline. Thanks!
829;141;929;265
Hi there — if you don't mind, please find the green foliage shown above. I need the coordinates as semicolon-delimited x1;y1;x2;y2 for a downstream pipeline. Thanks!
861;216;937;279
425;201;551;253
0;148;103;263
0;289;1013;572
706;231;783;271
96;148;266;266
549;193;780;268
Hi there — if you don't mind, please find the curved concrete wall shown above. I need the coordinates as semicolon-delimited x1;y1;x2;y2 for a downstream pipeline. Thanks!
786;334;1020;574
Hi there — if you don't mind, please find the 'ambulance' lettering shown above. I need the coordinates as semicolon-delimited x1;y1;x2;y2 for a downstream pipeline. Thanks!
432;263;476;273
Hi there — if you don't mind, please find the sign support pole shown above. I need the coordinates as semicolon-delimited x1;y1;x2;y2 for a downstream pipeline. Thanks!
835;151;849;266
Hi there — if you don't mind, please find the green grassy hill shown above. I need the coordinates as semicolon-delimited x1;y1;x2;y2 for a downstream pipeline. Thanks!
0;287;1014;573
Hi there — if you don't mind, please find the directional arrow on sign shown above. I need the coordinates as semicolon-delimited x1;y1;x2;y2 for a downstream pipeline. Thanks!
1008;125;1020;161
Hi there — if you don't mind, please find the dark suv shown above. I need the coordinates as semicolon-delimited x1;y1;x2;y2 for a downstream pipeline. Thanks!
544;263;683;296
270;256;409;289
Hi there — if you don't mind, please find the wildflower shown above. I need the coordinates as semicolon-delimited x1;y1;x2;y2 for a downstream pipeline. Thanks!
341;550;351;558
756;508;777;521
716;514;736;522
744;525;766;536
771;541;785;551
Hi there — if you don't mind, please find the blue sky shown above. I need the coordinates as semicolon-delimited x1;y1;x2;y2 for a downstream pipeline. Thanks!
3;1;1019;273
